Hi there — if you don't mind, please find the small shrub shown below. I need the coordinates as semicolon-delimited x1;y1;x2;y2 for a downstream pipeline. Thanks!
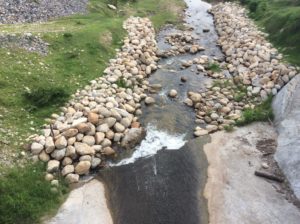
236;96;274;126
234;92;246;102
224;125;234;132
116;76;131;88
207;62;221;73
23;85;69;108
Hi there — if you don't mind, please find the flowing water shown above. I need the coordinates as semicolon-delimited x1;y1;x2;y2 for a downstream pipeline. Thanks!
99;0;223;223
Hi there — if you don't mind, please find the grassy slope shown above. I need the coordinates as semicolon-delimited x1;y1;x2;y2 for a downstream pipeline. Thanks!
0;0;185;223
237;0;300;66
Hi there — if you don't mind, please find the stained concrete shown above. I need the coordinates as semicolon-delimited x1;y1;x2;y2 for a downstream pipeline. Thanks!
46;179;113;224
204;123;300;224
273;75;300;200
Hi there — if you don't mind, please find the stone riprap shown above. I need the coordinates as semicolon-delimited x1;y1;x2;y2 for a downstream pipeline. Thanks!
29;17;158;185
211;3;298;98
273;75;300;200
183;2;299;136
0;0;88;24
0;33;48;54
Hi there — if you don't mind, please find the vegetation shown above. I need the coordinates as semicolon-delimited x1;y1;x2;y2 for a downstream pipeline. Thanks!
236;96;274;126
0;0;185;222
233;0;300;66
0;162;68;224
224;124;234;132
207;62;221;72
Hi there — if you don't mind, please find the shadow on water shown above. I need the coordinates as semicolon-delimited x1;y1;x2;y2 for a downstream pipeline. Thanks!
98;0;224;223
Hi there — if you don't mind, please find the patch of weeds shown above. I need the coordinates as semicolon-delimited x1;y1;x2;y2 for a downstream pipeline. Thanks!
234;92;246;102
236;96;274;126
207;62;221;73
224;124;234;132
116;76;132;89
0;162;68;224
212;79;233;88
23;85;69;108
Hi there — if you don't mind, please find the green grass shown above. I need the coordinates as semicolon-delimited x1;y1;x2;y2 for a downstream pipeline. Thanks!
0;0;185;222
236;96;274;126
207;62;221;72
0;162;68;224
235;0;300;66
0;0;185;161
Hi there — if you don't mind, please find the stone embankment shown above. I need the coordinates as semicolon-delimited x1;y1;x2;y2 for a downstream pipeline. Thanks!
29;17;159;186
0;0;88;24
182;2;299;136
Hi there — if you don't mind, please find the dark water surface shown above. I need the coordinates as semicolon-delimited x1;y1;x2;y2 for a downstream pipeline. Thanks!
98;0;223;223
99;138;210;224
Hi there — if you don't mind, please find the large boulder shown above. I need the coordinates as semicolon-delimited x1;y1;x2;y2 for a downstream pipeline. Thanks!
121;128;146;150
272;75;300;200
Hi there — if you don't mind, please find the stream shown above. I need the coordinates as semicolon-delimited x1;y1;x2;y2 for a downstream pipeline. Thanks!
98;0;224;223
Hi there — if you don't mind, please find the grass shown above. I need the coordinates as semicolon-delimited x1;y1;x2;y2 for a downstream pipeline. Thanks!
0;162;68;224
236;95;274;126
0;0;185;222
207;62;221;72
234;0;300;66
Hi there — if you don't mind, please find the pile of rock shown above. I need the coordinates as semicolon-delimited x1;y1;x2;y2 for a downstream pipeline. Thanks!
0;0;88;24
181;55;227;79
157;31;205;57
210;3;299;100
29;17;158;185
185;80;256;136
0;33;48;54
185;2;300;136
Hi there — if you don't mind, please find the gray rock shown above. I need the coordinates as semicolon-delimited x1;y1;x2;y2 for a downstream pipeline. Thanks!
273;75;300;200
91;157;101;168
74;142;95;155
51;148;66;160
121;128;146;150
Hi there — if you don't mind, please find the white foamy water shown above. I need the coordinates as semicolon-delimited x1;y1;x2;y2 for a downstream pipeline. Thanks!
112;124;186;166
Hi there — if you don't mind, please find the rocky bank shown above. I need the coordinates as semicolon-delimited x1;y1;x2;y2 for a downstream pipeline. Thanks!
29;16;159;186
0;0;88;24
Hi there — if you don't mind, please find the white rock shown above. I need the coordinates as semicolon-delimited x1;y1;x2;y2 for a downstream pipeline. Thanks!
31;142;44;155
169;89;178;98
62;165;75;176
47;160;60;173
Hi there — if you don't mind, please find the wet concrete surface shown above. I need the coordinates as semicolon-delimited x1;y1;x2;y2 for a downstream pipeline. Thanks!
99;137;210;224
